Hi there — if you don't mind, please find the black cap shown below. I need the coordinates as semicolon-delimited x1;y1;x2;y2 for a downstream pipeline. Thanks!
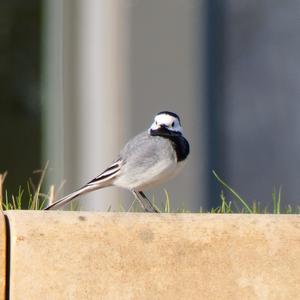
157;111;181;124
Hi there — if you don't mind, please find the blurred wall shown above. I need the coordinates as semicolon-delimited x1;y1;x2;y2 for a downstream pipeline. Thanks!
42;0;129;210
0;1;42;198
219;1;300;207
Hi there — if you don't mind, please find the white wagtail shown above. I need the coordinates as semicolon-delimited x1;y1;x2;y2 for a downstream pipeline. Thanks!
44;111;190;212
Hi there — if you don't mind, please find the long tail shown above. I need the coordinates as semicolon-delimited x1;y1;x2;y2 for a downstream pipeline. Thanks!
44;159;122;210
44;185;98;210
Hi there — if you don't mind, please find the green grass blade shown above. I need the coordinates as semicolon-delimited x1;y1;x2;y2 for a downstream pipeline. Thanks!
163;189;170;213
277;186;282;214
213;170;252;213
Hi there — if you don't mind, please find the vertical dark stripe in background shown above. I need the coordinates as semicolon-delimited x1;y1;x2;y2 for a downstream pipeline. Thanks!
204;0;226;209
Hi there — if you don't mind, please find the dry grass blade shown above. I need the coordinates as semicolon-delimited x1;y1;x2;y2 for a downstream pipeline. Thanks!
0;172;8;209
30;161;49;210
48;185;55;206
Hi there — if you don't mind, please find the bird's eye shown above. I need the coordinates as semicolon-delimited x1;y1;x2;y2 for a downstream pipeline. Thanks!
155;121;158;125
171;121;175;127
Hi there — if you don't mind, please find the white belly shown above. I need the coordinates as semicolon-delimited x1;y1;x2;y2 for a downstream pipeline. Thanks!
113;159;185;191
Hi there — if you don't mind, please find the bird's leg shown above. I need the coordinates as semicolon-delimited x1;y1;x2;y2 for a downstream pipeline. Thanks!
138;191;160;213
132;191;149;212
132;191;159;213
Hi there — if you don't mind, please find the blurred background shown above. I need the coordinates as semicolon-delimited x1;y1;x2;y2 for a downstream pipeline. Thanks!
1;0;300;211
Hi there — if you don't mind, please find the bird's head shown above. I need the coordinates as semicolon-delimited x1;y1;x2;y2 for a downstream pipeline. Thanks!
148;111;183;136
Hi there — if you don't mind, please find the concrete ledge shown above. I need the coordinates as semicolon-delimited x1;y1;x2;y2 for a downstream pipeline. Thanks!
4;211;300;299
0;212;5;300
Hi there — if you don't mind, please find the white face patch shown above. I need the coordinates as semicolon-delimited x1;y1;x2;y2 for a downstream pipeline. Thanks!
148;113;183;134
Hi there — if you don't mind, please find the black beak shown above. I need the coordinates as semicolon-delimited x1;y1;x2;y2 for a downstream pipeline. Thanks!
160;124;168;129
150;124;181;138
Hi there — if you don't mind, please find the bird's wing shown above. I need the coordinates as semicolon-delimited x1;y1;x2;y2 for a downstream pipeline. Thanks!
86;158;122;186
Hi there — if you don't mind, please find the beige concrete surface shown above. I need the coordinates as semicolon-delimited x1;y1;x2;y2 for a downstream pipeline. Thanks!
4;211;300;300
0;212;6;300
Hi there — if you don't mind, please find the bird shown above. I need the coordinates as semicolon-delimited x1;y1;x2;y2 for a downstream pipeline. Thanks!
44;111;190;212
